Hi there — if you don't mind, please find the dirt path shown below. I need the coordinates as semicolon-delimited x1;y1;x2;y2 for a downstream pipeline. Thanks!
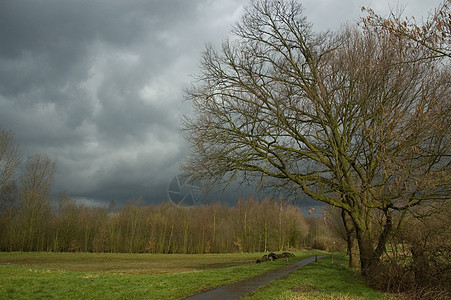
184;255;329;300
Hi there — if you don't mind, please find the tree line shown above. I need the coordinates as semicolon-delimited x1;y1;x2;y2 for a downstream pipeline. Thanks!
0;191;339;253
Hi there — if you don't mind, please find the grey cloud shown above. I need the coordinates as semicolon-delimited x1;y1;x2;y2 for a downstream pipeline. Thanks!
0;0;247;206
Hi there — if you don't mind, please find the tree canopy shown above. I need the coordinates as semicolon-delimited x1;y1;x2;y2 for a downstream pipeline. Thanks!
361;0;450;58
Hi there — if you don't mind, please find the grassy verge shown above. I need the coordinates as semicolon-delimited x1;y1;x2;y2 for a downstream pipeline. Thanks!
241;253;390;300
0;250;324;299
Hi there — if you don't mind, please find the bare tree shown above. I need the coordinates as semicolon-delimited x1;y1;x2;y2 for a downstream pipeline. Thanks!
0;127;21;199
18;154;56;250
0;128;21;249
20;154;56;198
183;0;450;272
54;193;83;251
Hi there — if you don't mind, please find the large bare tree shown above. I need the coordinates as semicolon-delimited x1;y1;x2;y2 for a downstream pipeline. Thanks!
183;0;450;272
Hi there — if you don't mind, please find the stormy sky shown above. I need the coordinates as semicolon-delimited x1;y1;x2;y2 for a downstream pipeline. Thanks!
0;0;442;207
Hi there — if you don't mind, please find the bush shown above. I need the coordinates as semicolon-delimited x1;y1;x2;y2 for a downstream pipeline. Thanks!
366;209;451;299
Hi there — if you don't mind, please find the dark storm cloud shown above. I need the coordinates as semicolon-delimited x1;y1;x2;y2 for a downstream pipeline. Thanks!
0;0;441;207
0;0;244;206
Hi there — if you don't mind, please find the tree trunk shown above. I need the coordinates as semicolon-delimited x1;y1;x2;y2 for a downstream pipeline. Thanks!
353;212;392;275
341;209;360;269
356;232;375;275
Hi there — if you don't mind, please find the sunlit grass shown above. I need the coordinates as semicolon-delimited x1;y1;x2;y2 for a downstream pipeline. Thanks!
241;253;390;300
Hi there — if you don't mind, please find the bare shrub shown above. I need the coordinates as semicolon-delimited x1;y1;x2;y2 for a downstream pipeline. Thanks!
367;206;451;299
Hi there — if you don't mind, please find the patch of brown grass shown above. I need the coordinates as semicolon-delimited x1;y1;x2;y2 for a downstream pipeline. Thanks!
290;295;373;300
290;292;407;300
0;252;256;274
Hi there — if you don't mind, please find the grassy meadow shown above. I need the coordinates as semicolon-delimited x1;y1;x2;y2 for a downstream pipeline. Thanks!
0;250;390;299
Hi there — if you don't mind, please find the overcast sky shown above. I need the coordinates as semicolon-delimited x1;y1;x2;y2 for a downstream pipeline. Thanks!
0;0;443;207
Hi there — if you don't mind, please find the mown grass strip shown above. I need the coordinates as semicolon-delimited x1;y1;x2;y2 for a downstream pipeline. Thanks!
241;253;389;300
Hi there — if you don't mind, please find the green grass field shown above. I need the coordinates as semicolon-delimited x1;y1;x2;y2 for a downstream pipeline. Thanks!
0;251;389;299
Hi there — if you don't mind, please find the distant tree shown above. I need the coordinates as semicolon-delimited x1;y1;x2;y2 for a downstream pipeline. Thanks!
0;181;19;251
19;154;56;198
18;154;56;250
120;198;147;253
54;194;82;251
276;200;308;250
0;127;21;202
79;206;108;252
183;0;450;272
